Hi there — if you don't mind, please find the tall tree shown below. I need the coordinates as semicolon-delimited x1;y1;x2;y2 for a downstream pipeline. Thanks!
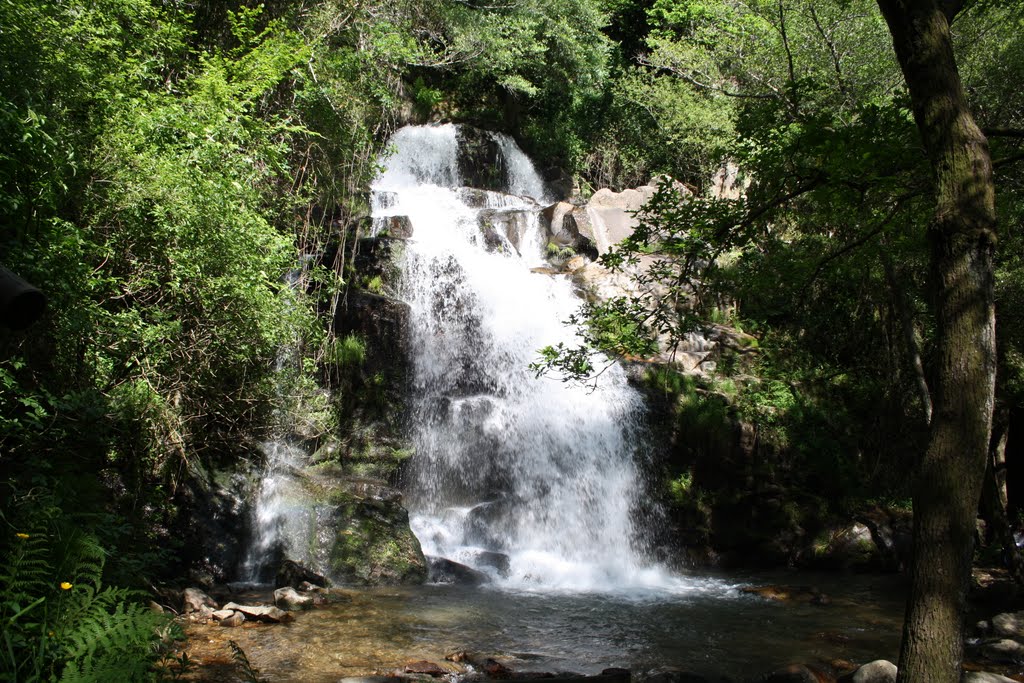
874;2;997;682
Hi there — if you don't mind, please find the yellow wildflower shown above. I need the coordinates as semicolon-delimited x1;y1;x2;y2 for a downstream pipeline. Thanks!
16;533;29;539
59;582;72;590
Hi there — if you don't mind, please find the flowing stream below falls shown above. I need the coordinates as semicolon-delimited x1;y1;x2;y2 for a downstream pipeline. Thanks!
185;572;906;682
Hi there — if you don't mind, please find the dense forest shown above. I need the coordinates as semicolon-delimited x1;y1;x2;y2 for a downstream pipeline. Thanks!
1;0;1023;680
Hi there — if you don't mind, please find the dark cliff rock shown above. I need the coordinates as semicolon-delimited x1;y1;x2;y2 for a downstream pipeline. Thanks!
456;125;509;192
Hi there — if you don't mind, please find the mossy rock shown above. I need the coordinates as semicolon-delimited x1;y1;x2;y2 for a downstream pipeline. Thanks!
328;495;427;585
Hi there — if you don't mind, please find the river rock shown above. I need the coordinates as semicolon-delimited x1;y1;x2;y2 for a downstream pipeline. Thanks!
222;602;295;623
806;522;879;571
741;585;830;605
991;610;1024;640
218;611;245;628
182;587;219;614
639;669;716;683
404;660;449;676
962;673;1020;683
754;664;833;683
840;660;896;683
980;638;1024;661
541;202;587;250
854;507;912;572
426;556;491;585
275;559;328;589
478;208;534;255
274;586;313;610
474;550;511;577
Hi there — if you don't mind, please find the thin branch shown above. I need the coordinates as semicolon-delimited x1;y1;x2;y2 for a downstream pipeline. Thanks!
983;127;1024;138
994;151;1024;169
635;55;777;100
799;197;909;299
809;6;848;101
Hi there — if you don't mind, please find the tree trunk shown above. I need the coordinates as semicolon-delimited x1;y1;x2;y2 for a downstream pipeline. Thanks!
875;2;998;683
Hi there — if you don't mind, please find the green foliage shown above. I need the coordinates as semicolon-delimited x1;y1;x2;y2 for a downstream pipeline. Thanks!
1;497;173;682
329;334;368;368
227;640;263;683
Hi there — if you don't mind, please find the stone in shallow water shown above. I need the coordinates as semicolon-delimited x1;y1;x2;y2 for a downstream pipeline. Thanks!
844;659;896;683
218;611;244;628
404;660;449;677
221;602;294;623
426;556;490;585
274;586;313;610
753;663;829;683
182;587;218;613
963;673;1020;683
640;670;715;683
474;550;511;577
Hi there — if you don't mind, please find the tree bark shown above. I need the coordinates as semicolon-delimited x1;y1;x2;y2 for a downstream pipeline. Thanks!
874;2;998;683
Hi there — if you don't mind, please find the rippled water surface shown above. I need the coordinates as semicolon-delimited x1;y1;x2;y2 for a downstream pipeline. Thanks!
184;572;906;682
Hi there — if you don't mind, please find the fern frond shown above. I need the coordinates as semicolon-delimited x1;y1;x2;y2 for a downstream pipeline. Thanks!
59;588;167;682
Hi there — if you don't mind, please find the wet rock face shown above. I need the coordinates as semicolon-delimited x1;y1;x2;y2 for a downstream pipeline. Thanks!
456;125;509;193
328;489;427;585
275;559;328;589
175;465;253;586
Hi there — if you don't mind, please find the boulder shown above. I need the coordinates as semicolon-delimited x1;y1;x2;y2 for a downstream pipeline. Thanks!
710;162;746;200
222;602;295;623
274;586;314;610
855;507;912;572
334;290;411;377
639;670;715;683
980;638;1024;662
182;587;218;614
563;255;588;273
573;180;687;255
474;550;511;577
962;673;1019;683
275;559;328;589
478;209;534;255
541;202;586;250
426;556;491;585
218;611;245;628
991;610;1024;640
212;609;235;620
404;660;449;677
373;215;413;240
328;486;428;585
740;585;830;605
806;522;880;571
841;660;896;683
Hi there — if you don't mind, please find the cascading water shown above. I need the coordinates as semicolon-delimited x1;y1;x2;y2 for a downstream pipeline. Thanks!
373;124;672;591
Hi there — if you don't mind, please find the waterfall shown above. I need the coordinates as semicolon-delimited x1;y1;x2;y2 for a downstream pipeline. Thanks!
239;265;327;584
373;124;669;591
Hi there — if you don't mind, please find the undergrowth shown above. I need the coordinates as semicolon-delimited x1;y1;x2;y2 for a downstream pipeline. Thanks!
1;496;177;682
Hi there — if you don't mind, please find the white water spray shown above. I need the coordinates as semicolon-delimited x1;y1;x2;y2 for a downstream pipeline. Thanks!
374;124;673;592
